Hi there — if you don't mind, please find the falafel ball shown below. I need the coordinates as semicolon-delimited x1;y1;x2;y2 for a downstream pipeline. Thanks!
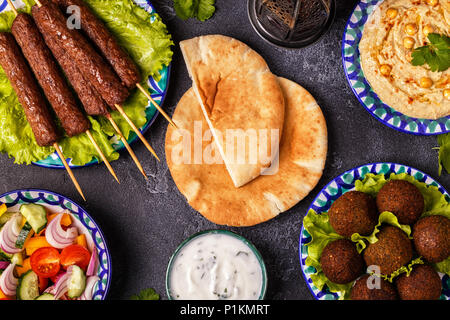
376;180;424;225
320;239;365;284
363;225;413;275
413;215;450;263
396;265;442;300
328;191;379;238
350;274;398;300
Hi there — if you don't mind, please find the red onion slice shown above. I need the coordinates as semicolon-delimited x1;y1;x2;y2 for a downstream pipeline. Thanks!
78;276;100;300
0;214;23;254
53;270;70;300
0;261;10;270
44;285;56;295
0;263;17;296
45;213;78;249
86;246;98;276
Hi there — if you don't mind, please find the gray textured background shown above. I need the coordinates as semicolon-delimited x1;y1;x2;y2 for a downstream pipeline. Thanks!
1;0;448;300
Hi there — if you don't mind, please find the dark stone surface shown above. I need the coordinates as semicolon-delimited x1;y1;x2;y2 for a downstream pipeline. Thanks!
0;0;448;300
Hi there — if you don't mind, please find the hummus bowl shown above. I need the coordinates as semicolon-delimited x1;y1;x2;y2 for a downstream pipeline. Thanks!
343;0;450;135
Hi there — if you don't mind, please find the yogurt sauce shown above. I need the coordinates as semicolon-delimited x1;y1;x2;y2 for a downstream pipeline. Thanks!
169;233;264;300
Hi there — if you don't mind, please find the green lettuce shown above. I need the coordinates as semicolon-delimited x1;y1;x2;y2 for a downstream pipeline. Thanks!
0;0;173;165
303;173;450;299
351;211;412;253
435;257;450;275
380;257;424;282
437;133;450;176
173;0;216;21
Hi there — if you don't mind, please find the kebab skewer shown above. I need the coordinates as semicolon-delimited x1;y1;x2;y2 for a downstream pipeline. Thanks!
52;0;177;129
32;0;160;162
0;32;86;200
52;0;176;128
6;1;120;184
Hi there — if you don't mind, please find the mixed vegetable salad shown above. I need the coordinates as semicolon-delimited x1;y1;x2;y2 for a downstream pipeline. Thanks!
0;203;99;300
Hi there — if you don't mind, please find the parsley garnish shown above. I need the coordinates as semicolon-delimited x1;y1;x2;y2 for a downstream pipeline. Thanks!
411;33;450;72
130;288;160;300
173;0;216;21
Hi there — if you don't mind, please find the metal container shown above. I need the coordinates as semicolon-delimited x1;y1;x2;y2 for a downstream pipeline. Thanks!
248;0;336;48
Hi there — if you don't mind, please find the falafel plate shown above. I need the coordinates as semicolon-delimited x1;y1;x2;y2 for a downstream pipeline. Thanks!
300;162;450;300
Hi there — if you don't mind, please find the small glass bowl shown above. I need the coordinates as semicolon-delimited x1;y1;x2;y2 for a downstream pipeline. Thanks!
166;229;268;300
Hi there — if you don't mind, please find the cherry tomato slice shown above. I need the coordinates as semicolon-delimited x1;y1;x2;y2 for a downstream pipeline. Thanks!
30;247;61;279
60;244;91;270
38;276;49;293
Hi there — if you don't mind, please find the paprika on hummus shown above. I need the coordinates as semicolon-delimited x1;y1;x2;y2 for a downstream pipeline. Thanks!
360;0;450;120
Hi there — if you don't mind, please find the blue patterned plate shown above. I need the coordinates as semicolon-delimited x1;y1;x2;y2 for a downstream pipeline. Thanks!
342;0;450;135
299;162;450;300
0;0;171;168
0;189;111;300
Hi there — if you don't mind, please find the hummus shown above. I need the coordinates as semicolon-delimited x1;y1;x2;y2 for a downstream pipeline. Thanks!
360;0;450;119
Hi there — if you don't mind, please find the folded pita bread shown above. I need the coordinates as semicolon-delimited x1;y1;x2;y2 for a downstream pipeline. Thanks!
180;35;285;188
165;78;328;227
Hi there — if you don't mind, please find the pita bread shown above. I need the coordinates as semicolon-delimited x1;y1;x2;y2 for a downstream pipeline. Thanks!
180;35;285;188
165;78;328;227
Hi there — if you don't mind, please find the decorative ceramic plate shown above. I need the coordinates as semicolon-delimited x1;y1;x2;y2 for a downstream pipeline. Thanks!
0;189;112;300
0;0;173;168
299;162;450;300
342;0;450;135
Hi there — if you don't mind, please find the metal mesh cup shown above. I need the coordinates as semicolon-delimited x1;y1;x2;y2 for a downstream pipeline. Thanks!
248;0;336;48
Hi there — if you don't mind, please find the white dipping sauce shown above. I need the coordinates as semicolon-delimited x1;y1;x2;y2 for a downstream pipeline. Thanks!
169;233;264;300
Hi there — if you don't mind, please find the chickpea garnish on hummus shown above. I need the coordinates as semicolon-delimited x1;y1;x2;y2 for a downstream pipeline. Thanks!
360;0;449;119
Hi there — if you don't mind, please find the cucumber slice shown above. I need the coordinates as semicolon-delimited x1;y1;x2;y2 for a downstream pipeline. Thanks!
19;204;47;234
17;270;40;300
0;249;12;261
0;212;15;227
11;252;24;267
15;222;32;249
35;293;55;300
68;265;86;299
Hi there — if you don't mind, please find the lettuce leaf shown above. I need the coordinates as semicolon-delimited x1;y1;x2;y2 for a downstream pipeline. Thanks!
0;0;173;165
351;211;412;253
435;257;450;276
437;133;450;176
380;257;424;282
173;0;216;21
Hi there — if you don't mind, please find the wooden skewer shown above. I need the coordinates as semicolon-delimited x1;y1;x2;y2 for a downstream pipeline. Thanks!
86;130;120;183
108;115;147;178
6;0;17;15
114;104;160;162
53;143;86;201
136;83;177;129
106;114;147;179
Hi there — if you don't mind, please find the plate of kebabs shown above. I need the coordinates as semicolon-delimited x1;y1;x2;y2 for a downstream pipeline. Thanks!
0;0;173;196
